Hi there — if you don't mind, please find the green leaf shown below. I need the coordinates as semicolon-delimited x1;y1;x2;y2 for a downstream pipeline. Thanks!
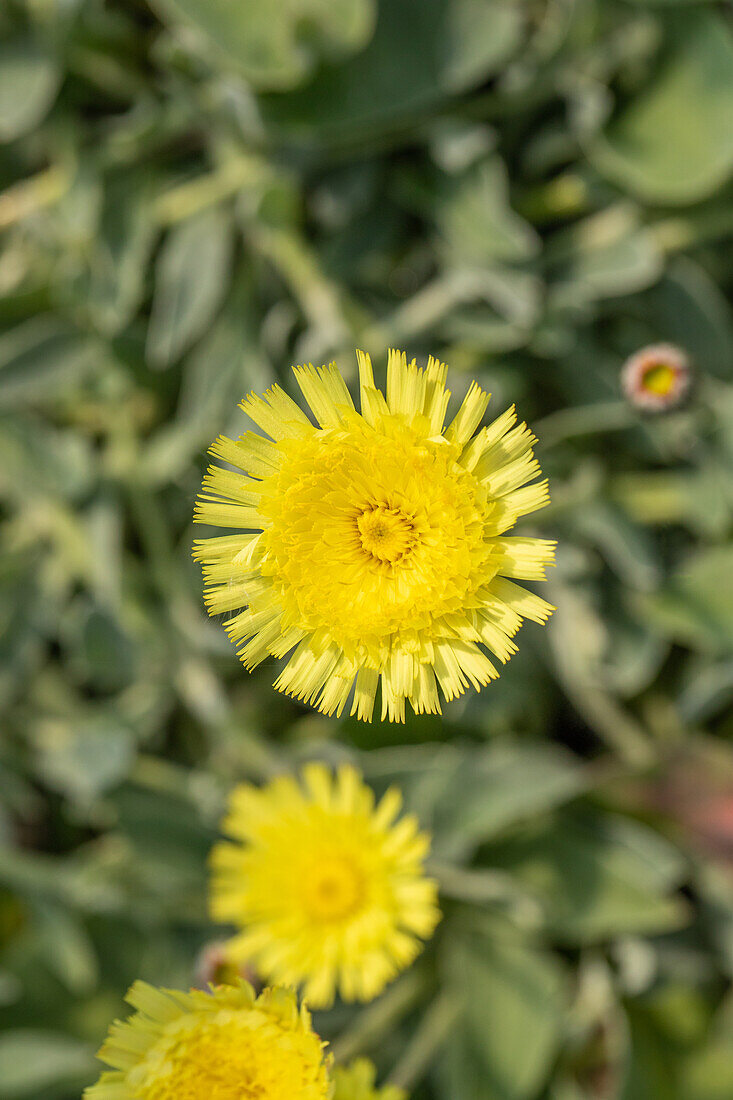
589;13;733;204
439;157;539;266
0;40;60;143
111;786;216;883
625;0;709;7
146;206;233;369
613;469;731;539
639;544;733;655
547;205;662;308
0;552;45;711
32;715;136;803
641;257;733;382
425;742;585;861
0;842;125;915
140;299;267;483
62;603;137;692
0;318;97;407
81;172;158;335
682;1042;733;1100
620;985;712;1100
151;0;376;90
438;1031;505;1100
678;994;733;1100
0;1031;94;1098
261;0;523;136
571;501;661;592
489;811;688;943
0;416;93;503
441;918;564;1100
34;904;99;995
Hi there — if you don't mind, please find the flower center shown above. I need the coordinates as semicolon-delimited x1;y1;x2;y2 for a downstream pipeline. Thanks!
133;1015;326;1100
357;505;416;563
303;856;364;922
642;363;677;396
135;1028;267;1099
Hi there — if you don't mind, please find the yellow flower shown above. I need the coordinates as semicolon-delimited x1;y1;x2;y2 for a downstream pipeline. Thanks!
84;979;330;1100
332;1058;407;1100
194;349;554;721
209;763;440;1007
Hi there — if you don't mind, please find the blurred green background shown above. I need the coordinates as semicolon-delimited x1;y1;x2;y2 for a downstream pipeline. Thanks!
2;0;733;1097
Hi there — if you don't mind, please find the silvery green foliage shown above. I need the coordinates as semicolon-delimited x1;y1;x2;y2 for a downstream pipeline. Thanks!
1;0;733;1097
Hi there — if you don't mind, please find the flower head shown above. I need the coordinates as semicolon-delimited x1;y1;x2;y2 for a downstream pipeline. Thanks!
84;979;330;1100
333;1058;407;1100
194;349;554;721
621;343;691;411
209;763;440;1007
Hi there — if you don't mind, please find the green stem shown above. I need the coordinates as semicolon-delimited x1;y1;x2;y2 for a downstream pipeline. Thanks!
387;989;463;1091
154;155;268;225
534;402;636;450
330;968;429;1065
245;223;351;348
0;165;69;230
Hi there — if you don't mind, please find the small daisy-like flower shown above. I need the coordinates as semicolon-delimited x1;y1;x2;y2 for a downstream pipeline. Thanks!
621;343;691;411
209;763;440;1007
84;979;330;1100
333;1058;407;1100
194;349;554;721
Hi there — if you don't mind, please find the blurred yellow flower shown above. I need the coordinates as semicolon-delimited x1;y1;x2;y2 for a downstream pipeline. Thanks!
209;763;440;1007
333;1058;407;1100
194;349;554;721
84;979;330;1100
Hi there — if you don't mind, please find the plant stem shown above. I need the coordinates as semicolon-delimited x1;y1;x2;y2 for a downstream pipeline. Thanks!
535;402;636;450
330;968;429;1065
387;989;463;1091
0;165;68;230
